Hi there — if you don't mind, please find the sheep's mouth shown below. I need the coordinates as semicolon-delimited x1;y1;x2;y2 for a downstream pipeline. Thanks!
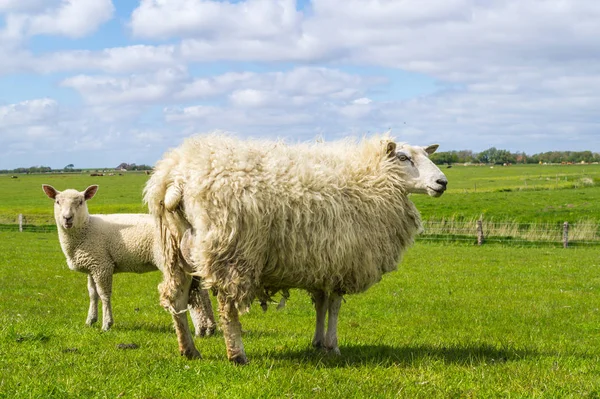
427;186;446;197
64;222;74;229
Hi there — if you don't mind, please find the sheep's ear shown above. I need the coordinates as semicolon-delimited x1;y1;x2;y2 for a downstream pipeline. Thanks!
386;141;397;157
83;185;99;201
424;144;439;155
42;184;58;200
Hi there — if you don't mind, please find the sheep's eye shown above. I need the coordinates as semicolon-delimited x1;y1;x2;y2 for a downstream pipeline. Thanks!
398;154;409;162
78;200;83;206
56;200;60;205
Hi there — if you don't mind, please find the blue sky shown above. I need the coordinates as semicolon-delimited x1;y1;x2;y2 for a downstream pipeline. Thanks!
1;0;599;169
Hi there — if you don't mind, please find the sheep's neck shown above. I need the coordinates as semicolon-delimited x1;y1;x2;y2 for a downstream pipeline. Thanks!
57;217;91;256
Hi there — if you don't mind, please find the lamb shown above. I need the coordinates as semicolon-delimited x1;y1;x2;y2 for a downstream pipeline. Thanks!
42;184;216;354
144;133;447;363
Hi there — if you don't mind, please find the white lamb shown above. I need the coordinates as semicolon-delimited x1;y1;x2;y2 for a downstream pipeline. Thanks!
42;184;216;355
144;133;447;363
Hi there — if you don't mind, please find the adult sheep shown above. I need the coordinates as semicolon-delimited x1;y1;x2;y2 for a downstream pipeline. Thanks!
42;185;216;356
144;133;447;363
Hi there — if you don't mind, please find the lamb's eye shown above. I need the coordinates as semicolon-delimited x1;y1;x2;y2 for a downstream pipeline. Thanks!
78;200;83;206
56;200;60;205
398;155;409;162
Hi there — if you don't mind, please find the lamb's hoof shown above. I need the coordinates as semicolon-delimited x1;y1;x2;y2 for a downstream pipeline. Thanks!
85;318;97;326
230;354;249;365
101;325;112;332
182;348;202;360
312;340;324;350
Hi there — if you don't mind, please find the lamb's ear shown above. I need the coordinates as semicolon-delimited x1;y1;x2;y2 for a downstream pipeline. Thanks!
83;185;99;201
42;184;58;200
386;141;397;157
424;144;439;155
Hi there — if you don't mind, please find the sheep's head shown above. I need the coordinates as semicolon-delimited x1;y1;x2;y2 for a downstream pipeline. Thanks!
386;142;448;197
42;185;98;229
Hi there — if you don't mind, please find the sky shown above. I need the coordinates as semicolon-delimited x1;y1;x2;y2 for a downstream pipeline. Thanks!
0;0;599;169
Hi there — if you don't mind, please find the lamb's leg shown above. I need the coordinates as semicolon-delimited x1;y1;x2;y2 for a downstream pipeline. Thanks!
324;293;343;355
188;277;216;337
311;290;328;350
92;272;114;331
217;291;248;364
159;273;201;359
86;274;99;326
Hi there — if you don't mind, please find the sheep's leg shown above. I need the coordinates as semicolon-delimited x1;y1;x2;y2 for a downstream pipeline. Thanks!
85;275;99;326
324;293;343;355
188;277;216;337
160;273;201;359
311;290;328;350
217;291;248;364
92;272;114;331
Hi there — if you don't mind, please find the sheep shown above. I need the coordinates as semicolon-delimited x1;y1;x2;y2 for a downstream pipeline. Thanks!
42;184;216;357
144;133;448;363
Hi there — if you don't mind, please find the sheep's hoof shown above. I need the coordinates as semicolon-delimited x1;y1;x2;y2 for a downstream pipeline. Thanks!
85;318;97;326
182;348;202;360
326;347;341;356
229;354;249;365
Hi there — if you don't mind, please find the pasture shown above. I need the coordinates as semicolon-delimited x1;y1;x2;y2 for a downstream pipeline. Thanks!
1;164;600;397
1;232;599;397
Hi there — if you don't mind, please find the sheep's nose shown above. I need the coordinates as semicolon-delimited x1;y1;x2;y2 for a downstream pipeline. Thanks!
436;178;448;189
64;216;74;223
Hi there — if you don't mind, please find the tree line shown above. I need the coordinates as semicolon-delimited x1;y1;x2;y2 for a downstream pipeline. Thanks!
0;163;153;174
430;148;600;165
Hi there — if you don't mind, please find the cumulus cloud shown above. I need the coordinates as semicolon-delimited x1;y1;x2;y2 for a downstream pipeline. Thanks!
0;98;58;128
1;0;114;40
131;0;302;40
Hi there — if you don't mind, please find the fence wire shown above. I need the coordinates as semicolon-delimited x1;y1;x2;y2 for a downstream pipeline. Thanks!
3;214;600;247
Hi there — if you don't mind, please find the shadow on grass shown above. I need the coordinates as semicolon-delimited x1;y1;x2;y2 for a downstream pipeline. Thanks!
267;343;536;368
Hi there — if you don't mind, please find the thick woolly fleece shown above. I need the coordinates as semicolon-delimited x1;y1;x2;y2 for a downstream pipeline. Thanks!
144;134;422;314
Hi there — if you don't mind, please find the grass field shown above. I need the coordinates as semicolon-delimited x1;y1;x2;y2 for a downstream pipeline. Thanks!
1;231;599;398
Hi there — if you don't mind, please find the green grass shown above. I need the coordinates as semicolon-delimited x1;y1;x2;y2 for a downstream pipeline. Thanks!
1;231;600;397
0;172;149;220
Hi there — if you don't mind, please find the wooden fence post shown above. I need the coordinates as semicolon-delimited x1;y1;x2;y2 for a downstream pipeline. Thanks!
477;219;484;246
19;214;23;232
563;221;569;248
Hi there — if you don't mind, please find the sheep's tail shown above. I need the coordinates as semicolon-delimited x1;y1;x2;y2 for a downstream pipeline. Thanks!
144;155;190;313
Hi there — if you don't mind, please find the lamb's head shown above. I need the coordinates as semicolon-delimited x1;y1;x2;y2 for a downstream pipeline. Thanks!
42;185;98;229
386;142;448;197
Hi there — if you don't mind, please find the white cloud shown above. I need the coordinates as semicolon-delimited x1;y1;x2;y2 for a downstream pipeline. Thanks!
0;0;61;13
61;67;189;105
131;0;302;40
1;0;114;41
0;98;58;128
26;0;114;38
36;45;181;74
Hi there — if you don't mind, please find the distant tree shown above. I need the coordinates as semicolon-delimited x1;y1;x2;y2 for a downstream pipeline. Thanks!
64;164;74;171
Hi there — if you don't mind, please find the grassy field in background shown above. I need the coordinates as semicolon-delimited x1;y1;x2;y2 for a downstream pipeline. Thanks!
2;164;600;225
1;232;599;397
412;163;600;224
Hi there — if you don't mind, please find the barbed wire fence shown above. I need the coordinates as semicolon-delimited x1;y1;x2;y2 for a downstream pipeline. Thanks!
2;213;600;247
